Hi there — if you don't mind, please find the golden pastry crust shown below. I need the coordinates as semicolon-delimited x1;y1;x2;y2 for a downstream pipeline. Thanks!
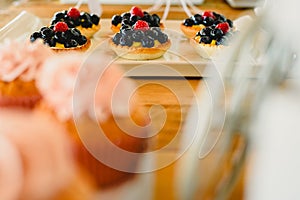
51;39;91;53
76;24;101;38
109;39;171;60
180;23;205;38
190;38;225;59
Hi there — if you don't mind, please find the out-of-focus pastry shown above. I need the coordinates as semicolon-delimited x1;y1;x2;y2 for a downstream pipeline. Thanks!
0;39;53;108
36;53;149;188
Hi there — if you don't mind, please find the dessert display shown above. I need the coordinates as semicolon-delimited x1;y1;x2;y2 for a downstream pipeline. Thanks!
109;20;171;60
0;39;53;108
50;7;101;38
111;6;164;33
190;22;237;59
181;10;233;38
30;22;91;52
36;53;149;188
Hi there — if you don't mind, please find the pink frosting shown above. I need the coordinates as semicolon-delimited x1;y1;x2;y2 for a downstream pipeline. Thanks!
36;53;137;122
0;108;76;199
0;39;53;82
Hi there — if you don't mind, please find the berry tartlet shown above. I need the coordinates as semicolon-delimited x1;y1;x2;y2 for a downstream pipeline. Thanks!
190;22;237;59
30;22;91;52
50;7;101;38
109;20;171;60
181;11;233;38
111;6;164;33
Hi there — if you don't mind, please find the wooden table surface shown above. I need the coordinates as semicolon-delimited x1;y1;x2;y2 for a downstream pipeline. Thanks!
0;1;254;199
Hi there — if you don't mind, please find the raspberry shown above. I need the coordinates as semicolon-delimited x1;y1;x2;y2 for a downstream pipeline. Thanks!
54;22;69;32
216;22;230;34
130;6;144;17
133;20;149;31
67;7;80;19
202;11;215;19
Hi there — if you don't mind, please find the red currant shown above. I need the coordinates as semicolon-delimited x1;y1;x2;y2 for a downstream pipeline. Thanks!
67;7;80;19
54;22;69;32
133;20;149;31
216;22;230;34
130;6;144;17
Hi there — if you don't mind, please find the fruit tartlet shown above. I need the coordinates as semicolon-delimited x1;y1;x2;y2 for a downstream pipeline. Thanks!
0;39;53;108
190;22;237;59
181;10;233;38
109;20;171;60
50;7;101;38
111;6;164;33
36;53;149;188
30;22;91;52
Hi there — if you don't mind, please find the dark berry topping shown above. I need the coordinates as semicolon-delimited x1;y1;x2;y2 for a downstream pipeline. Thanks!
202;16;214;26
50;8;100;30
183;18;194;26
112;15;122;26
141;36;155;48
30;23;87;48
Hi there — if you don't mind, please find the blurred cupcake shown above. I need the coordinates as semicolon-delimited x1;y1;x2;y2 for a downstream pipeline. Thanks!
0;108;95;200
36;53;149;188
0;39;53;108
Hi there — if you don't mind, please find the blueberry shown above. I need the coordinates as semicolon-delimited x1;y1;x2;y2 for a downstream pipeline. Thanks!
120;24;131;31
202;16;214;26
77;35;87;45
142;14;153;24
112;15;122;26
81;20;93;28
119;35;133;46
41;28;54;39
218;14;226;22
157;32;168;43
216;36;228;45
200;27;213;36
193;14;203;25
122;19;131;26
30;32;42;42
54;32;66;44
121;12;131;18
141;36;155;48
145;29;159;38
152;14;161;25
112;32;122;44
46;37;57;47
121;28;133;36
200;36;212;44
211;28;223;40
131;30;144;42
66;20;76;28
130;15;140;25
183;18;194;26
226;19;233;28
91;14;100;25
54;12;65;20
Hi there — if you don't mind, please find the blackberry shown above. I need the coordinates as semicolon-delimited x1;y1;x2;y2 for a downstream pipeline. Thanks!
111;15;122;26
183;18;194;26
